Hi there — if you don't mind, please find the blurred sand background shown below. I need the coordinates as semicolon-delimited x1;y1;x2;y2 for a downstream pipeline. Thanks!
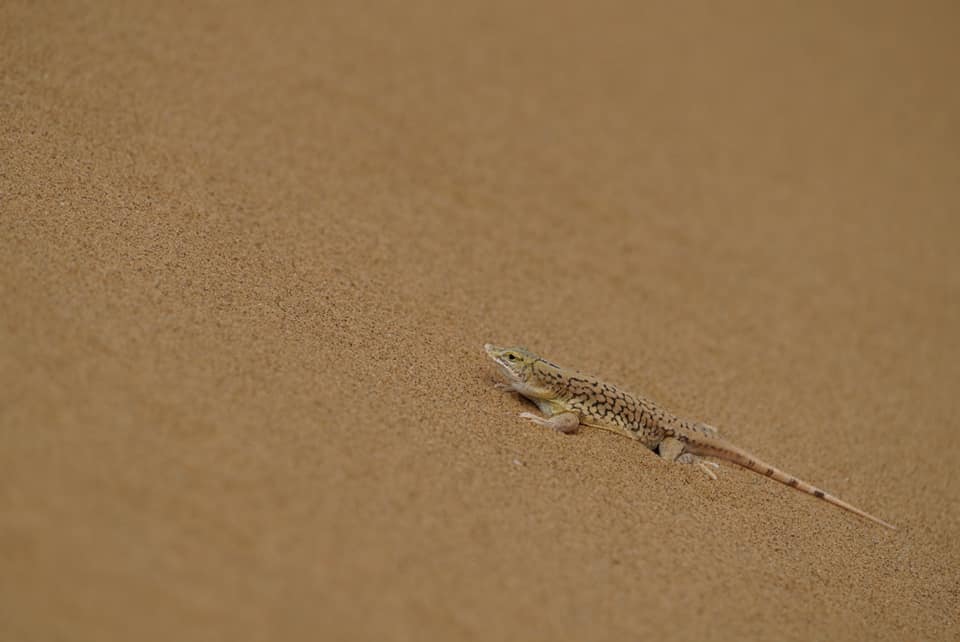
2;1;959;640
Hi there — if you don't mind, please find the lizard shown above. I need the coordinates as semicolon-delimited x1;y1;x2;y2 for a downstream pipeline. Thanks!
484;343;896;530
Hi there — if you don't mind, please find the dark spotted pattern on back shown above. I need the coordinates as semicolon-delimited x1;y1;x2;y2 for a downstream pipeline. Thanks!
531;359;707;450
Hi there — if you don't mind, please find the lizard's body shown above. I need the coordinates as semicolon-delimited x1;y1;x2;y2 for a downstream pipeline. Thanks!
484;343;895;529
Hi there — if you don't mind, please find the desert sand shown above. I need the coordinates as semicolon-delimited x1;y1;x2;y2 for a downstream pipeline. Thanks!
2;2;959;640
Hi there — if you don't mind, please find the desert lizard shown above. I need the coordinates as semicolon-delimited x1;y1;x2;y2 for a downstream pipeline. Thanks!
484;343;895;529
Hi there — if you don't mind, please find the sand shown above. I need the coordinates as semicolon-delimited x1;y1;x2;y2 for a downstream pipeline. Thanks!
2;2;959;640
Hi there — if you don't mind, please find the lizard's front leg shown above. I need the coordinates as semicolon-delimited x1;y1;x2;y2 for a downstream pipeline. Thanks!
519;411;580;434
658;437;719;480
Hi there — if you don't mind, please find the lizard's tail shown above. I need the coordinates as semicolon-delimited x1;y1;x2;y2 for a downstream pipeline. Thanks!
687;440;897;530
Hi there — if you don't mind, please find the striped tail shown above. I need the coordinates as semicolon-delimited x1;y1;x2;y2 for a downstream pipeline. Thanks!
687;439;896;530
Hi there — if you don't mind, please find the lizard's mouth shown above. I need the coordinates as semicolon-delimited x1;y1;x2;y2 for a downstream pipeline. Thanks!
484;344;522;380
494;362;519;381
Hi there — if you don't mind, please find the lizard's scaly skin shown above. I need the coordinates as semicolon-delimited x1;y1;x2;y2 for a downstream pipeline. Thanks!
485;343;896;530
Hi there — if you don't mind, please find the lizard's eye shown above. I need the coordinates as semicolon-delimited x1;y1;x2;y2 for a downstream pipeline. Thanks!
507;354;515;361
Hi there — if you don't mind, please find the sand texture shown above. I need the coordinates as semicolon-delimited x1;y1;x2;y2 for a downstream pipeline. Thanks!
3;1;959;640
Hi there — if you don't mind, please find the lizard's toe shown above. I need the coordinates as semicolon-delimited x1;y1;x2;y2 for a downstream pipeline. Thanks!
698;461;719;480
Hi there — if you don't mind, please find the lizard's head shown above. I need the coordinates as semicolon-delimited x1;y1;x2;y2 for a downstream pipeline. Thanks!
484;344;540;384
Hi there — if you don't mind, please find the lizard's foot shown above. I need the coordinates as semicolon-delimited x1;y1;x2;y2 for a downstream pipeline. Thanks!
519;411;580;434
494;382;516;392
698;461;720;480
676;452;720;480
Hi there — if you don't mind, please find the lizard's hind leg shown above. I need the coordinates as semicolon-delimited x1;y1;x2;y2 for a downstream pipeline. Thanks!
658;437;720;480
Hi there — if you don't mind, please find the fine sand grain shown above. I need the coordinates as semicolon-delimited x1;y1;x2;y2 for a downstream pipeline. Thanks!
2;2;959;641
